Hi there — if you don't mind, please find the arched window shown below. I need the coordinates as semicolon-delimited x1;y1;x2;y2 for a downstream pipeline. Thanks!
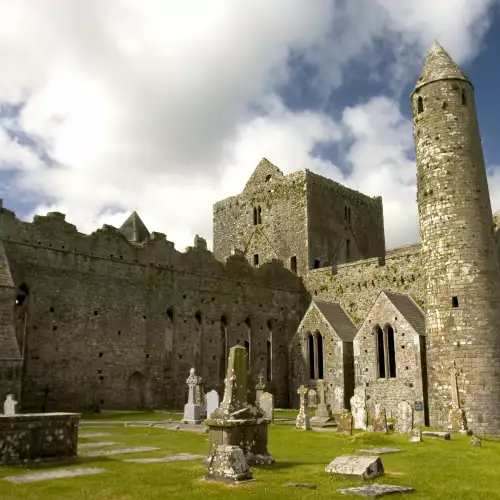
376;325;385;378
308;333;315;379
417;96;424;114
387;325;396;378
461;90;467;106
317;333;324;379
253;207;258;225
257;206;262;224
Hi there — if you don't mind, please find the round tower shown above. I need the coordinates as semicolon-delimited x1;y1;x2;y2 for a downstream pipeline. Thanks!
411;40;500;434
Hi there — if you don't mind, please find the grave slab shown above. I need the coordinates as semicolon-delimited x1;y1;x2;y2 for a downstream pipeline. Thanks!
325;455;384;480
81;446;160;457
124;453;204;463
337;484;414;497
4;468;106;484
357;448;401;454
79;441;122;449
285;482;317;489
422;431;450;440
79;433;112;438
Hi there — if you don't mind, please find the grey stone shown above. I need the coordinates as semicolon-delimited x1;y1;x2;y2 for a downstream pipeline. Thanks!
81;446;160;457
308;389;317;409
410;428;423;442
357;448;401;454
422;431;450;440
205;445;253;483
470;436;481;447
260;392;274;421
372;405;388;433
350;388;368;431
337;409;353;435
311;380;334;427
337;484;414;497
3;395;17;416
395;401;413;434
78;441;122;449
285;482;317;489
206;390;219;419
296;385;312;430
124;453;204;463
5;468;107;484
325;455;384;480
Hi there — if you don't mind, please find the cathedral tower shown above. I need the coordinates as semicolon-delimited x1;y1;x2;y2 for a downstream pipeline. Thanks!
412;41;500;434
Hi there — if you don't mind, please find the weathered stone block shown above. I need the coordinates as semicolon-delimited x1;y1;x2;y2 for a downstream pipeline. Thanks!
325;455;384;480
205;445;253;483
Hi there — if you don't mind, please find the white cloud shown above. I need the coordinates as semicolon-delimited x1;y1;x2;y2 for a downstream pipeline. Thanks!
0;0;498;252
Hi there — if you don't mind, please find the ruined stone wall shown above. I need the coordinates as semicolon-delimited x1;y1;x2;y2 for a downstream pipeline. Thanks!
302;244;424;326
353;293;426;425
306;171;385;268
1;206;309;412
213;168;310;276
413;73;500;434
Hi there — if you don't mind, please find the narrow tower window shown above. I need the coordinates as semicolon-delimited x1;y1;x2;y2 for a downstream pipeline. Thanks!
308;333;315;379
387;326;396;378
253;254;259;267
313;259;320;269
317;333;324;379
461;90;467;106
253;207;257;225
344;205;348;223
257;206;262;224
376;326;386;378
452;296;459;308
346;239;350;260
266;340;272;381
290;256;297;274
348;207;352;225
417;96;424;114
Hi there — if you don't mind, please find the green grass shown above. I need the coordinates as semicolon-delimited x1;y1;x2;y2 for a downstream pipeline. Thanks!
0;422;499;499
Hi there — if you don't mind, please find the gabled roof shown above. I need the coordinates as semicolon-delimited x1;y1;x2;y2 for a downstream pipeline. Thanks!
243;158;284;192
414;40;470;92
382;291;425;336
119;211;150;243
313;300;357;342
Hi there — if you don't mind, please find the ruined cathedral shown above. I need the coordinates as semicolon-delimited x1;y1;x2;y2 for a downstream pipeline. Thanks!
2;41;500;435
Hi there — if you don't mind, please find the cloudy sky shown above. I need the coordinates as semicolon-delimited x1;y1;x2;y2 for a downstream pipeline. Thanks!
1;0;500;252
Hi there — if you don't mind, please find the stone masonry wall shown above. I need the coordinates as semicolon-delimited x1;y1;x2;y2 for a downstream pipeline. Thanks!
0;206;309;412
354;293;426;425
413;70;500;434
306;171;385;268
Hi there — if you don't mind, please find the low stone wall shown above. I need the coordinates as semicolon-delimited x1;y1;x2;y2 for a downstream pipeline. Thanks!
0;412;80;465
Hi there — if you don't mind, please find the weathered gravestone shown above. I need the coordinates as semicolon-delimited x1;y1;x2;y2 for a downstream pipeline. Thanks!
350;388;368;431
372;404;388;433
3;395;17;416
182;368;202;424
260;392;274;422
448;360;468;433
325;455;384;480
395;401;413;434
296;385;312;430
308;389;317;409
310;379;334;427
337;484;415;497
255;372;266;406
337;409;353;435
470;435;481;447
205;445;253;483
206;390;219;420
195;376;207;419
410;428;423;442
204;346;274;466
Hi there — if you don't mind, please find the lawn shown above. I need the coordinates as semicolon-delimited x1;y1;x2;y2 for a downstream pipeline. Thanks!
0;420;499;499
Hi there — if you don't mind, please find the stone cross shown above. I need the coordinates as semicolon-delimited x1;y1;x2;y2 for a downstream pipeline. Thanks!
256;372;265;389
317;379;326;405
186;368;198;405
449;360;460;408
296;385;311;430
298;385;309;413
3;394;17;416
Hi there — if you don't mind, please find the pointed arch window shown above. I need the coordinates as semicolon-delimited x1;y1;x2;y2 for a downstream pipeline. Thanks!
317;333;324;379
306;331;324;380
375;324;397;379
253;207;258;225
417;96;424;114
307;333;315;379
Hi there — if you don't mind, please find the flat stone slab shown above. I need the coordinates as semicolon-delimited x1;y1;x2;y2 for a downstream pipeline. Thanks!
357;448;402;454
79;433;112;438
4;468;106;484
422;431;450;440
81;446;160;457
337;484;414;497
79;441;123;449
124;453;204;463
326;455;384;480
285;482;317;489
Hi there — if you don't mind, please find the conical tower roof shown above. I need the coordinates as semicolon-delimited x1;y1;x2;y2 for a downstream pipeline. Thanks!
413;40;471;92
119;211;150;243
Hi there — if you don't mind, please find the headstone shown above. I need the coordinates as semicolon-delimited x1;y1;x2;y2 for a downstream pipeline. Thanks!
255;372;266;405
206;390;219;419
310;379;334;427
296;385;312;430
410;428;423;442
308;389;317;409
372;404;388;433
325;455;384;480
337;409;353;435
182;368;202;424
395;401;413;434
3;394;17;416
350;388;368;430
337;484;415;497
470;436;481;447
448;361;468;433
205;445;253;483
195;376;207;418
260;392;274;421
422;431;450;440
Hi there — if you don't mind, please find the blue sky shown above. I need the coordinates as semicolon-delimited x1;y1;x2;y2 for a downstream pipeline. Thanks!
1;0;500;251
